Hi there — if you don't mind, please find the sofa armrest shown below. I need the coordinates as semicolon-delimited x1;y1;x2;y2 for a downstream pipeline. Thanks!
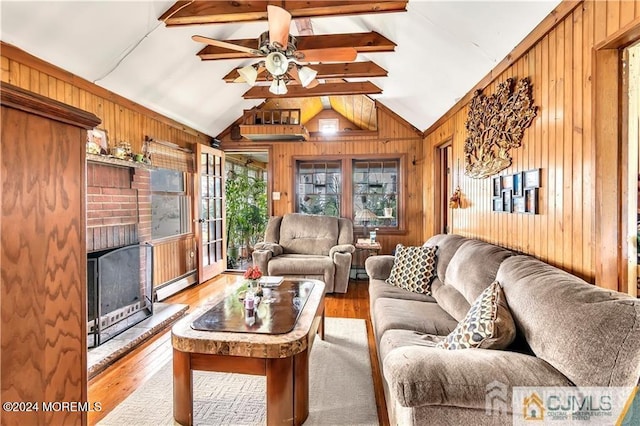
253;242;283;256
329;244;355;258
383;346;572;409
365;255;395;280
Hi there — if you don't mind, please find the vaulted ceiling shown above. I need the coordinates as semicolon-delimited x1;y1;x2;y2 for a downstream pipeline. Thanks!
0;1;561;137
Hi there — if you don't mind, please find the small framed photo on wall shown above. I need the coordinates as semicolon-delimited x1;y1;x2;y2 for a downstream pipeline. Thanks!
502;190;513;213
513;196;526;213
524;168;541;189
492;177;501;197
525;188;539;214
513;172;524;197
492;197;503;212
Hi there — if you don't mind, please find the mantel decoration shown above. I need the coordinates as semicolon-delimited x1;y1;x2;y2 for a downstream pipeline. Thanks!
464;77;537;179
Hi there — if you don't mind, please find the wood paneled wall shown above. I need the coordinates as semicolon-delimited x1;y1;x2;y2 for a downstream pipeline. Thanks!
153;236;197;288
0;43;211;153
1;43;211;292
220;103;424;253
423;0;640;285
2;84;100;425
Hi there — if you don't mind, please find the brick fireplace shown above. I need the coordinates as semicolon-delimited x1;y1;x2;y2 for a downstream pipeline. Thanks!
86;160;153;347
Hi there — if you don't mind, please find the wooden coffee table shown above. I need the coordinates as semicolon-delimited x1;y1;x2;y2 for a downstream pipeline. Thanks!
171;278;325;426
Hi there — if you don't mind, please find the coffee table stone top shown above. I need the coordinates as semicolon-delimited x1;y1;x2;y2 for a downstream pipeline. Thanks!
172;278;325;358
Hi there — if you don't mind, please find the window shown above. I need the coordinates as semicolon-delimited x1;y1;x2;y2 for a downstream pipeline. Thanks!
296;161;342;216
353;160;399;228
318;118;339;134
150;169;191;239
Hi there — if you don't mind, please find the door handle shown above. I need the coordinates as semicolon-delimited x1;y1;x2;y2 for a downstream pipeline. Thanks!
197;218;206;223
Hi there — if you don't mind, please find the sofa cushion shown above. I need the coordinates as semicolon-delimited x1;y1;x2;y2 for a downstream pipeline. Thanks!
498;255;640;387
379;329;443;362
267;254;334;276
383;345;572;409
373;298;458;343
433;240;513;320
436;281;516;350
263;215;283;243
431;281;471;322
370;279;437;305
385;245;437;294
279;214;339;255
423;234;468;283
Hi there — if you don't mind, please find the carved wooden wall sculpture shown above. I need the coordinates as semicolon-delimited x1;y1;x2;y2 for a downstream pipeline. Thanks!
464;77;537;178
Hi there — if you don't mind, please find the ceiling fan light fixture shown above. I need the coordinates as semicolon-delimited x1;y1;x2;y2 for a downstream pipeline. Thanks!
265;51;289;77
298;66;318;87
238;64;258;86
269;78;288;95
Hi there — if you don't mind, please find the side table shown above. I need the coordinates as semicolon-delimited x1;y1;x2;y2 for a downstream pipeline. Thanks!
352;242;382;280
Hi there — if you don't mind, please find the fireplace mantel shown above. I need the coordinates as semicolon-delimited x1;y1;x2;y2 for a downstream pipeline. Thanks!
87;153;154;170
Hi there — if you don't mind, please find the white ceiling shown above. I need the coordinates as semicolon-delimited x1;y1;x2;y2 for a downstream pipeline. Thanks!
0;1;561;137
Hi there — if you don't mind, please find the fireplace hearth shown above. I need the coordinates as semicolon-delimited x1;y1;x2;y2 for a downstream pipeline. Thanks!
87;244;153;348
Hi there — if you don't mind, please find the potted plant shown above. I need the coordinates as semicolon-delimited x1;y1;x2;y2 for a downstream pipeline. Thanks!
225;170;268;265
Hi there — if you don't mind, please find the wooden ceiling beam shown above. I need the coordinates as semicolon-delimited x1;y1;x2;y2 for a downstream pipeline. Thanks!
160;1;407;26
223;61;388;82
197;32;395;60
242;81;382;99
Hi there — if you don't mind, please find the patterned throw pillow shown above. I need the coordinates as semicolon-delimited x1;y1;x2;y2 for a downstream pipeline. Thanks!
385;245;437;294
436;281;516;350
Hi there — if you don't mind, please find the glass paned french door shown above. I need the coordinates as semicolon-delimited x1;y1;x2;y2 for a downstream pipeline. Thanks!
195;144;225;283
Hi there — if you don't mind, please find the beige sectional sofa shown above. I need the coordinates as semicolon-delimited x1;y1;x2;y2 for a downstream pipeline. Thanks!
252;213;355;293
366;234;640;425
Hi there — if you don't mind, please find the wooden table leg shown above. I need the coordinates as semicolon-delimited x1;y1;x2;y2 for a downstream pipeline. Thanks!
318;307;325;340
294;349;310;425
266;356;294;425
173;349;193;426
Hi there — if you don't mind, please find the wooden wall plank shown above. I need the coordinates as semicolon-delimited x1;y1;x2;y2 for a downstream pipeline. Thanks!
423;0;640;286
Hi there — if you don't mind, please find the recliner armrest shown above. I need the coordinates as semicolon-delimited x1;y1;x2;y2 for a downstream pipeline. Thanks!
329;244;355;258
253;242;283;256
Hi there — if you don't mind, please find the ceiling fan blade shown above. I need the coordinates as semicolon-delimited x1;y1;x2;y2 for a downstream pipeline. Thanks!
294;47;358;63
267;5;291;48
288;66;303;85
306;79;320;88
192;35;261;55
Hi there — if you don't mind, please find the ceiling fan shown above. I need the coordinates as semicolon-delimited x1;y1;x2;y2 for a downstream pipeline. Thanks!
192;5;358;95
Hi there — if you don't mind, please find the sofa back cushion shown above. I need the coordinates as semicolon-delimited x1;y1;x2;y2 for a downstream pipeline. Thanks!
444;240;513;303
337;217;354;245
423;234;468;283
498;255;640;387
263;216;283;243
279;213;339;255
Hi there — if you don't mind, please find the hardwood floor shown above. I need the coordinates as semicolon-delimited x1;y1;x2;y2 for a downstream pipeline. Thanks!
88;274;389;426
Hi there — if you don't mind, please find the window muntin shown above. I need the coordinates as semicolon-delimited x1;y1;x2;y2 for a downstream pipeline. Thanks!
353;160;399;228
297;161;342;216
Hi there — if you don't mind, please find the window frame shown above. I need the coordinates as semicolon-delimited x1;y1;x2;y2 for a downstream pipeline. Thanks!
292;154;407;235
150;168;193;242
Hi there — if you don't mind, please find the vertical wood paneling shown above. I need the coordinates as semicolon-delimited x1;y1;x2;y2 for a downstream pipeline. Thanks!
2;85;100;425
424;0;640;284
0;45;210;153
153;236;196;287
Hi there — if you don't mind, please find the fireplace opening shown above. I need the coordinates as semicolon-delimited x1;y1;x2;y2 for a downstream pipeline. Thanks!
87;244;153;348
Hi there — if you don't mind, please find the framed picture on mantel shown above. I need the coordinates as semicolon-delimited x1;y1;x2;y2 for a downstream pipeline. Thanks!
88;128;108;153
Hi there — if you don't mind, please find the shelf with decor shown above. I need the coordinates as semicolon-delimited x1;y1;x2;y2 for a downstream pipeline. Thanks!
86;153;154;170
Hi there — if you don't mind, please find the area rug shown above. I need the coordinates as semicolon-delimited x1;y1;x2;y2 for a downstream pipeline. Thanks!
98;317;378;426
